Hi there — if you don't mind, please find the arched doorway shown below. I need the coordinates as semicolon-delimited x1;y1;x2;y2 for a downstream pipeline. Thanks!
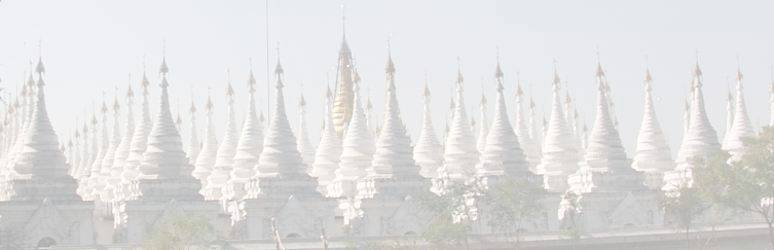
36;237;56;249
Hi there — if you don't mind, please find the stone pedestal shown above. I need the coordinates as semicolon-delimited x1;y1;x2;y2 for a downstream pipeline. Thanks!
116;178;225;244
355;175;431;237
238;174;338;240
0;177;94;247
542;170;572;193
566;168;661;232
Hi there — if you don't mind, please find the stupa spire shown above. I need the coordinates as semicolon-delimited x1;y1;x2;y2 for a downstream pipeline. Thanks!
187;99;200;165
580;60;628;172
122;70;153;181
514;75;541;170
205;71;240;199
113;85;135;175
722;67;755;161
8;56;69;179
193;90;218;182
310;85;343;190
334;67;374;181
100;93;122;179
476;83;488;153
256;54;306;177
138;55;191;179
232;68;264;181
441;59;479;179
664;60;720;190
724;86;734;141
414;76;443;179
332;9;356;137
477;58;528;177
369;47;417;178
632;68;674;187
536;61;581;192
297;86;315;169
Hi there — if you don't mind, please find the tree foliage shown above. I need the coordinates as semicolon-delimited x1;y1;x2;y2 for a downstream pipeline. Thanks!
694;127;774;248
143;214;215;250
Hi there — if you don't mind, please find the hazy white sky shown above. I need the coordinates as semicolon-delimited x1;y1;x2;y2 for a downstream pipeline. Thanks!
0;0;772;155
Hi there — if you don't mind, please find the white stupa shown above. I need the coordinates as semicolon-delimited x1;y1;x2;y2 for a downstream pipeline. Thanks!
204;79;239;200
0;56;95;246
476;60;530;179
255;58;308;179
80;101;107;201
94;96;121;200
722;69;755;162
240;56;335;239
476;90;488;154
328;70;374;199
564;61;652;233
631;69;674;189
310;86;342;192
70;127;82;177
112;86;135;180
102;87;134;201
413;82;443;179
187;101;200;165
224;70;264;204
121;73;152;184
297;91;316;169
528;96;542;158
568;62;641;194
537;65;581;192
441;64;479;180
663;62;721;191
513;80;541;171
76;123;92;180
135;57;197;187
355;50;430;236
723;90;734;144
193;93;218;183
363;49;420;180
117;57;220;243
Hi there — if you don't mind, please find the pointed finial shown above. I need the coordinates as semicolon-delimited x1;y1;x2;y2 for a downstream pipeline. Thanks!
113;89;121;112
385;37;395;74
516;75;524;97
190;99;197;113
35;57;45;75
274;46;284;75
205;86;214;112
225;69;235;97
494;47;504;80
299;92;307;107
736;56;744;82
552;59;561;89
126;75;135;99
159;40;169;75
480;80;487;106
423;71;431;99
101;94;109;114
248;59;257;93
456;57;464;84
693;50;702;76
595;52;605;77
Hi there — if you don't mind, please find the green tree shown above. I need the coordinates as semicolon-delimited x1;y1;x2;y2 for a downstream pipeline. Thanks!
694;127;774;249
479;177;544;247
662;183;709;249
143;214;216;250
416;182;479;250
